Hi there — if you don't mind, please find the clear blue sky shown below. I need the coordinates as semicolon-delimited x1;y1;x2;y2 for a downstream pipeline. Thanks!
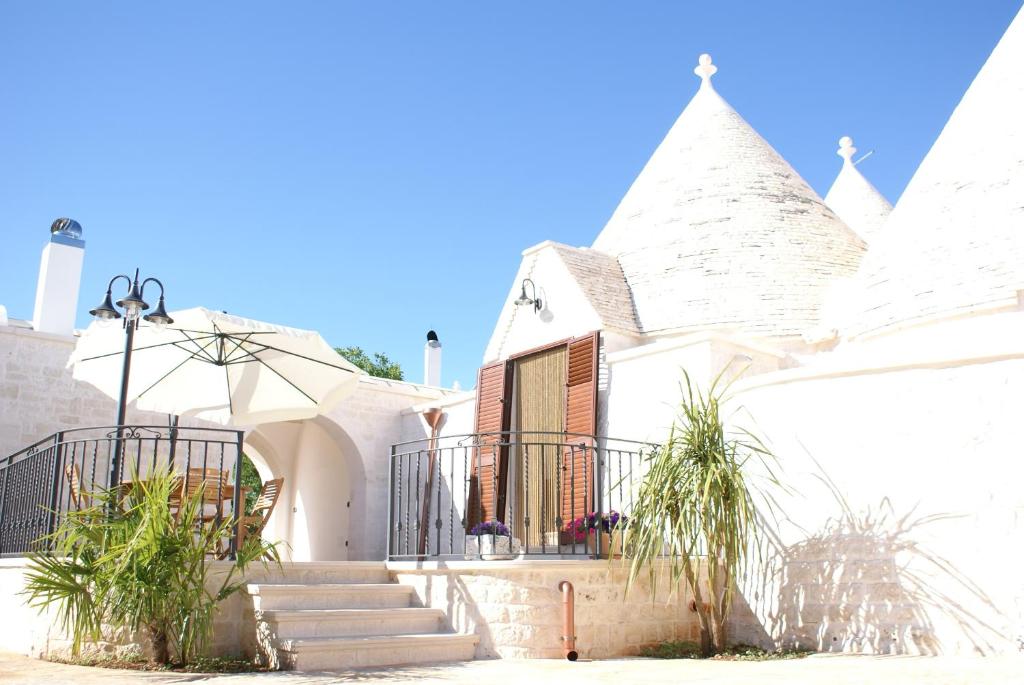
1;1;1020;388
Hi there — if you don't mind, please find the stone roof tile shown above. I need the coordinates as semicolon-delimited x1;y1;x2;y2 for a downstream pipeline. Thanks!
592;55;865;338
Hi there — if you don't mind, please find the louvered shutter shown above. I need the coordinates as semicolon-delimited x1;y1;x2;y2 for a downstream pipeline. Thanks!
561;332;599;524
467;359;512;529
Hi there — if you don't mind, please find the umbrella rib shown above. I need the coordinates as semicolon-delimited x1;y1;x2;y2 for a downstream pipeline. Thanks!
134;351;203;401
225;359;234;416
174;330;221;364
229;340;359;373
221;332;255;363
226;342;320;405
134;334;222;400
77;332;219;362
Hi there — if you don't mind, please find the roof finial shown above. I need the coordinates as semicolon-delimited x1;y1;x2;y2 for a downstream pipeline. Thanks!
694;53;717;89
837;136;856;166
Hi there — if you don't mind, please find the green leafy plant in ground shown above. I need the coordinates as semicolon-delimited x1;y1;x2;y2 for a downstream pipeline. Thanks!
640;641;811;660
625;368;781;657
22;466;279;666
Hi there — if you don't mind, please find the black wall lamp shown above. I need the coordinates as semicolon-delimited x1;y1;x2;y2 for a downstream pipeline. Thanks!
514;278;542;313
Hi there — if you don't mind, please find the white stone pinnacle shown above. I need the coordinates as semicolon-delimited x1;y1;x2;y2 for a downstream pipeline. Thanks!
694;53;717;88
838;136;856;165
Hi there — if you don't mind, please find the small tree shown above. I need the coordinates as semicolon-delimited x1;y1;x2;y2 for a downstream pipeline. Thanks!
335;346;403;380
23;467;278;665
625;369;778;656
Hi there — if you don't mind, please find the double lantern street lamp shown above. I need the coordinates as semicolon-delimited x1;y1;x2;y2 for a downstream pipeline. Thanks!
89;269;173;486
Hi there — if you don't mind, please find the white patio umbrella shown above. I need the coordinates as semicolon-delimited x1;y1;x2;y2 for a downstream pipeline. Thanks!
68;307;363;426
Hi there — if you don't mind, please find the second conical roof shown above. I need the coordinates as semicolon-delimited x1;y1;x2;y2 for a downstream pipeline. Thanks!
592;56;865;338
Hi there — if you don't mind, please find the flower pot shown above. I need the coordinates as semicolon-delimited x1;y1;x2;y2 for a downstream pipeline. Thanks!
588;530;625;559
465;534;519;560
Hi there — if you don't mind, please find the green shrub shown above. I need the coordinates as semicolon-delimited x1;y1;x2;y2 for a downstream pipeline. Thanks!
22;466;278;665
626;368;780;656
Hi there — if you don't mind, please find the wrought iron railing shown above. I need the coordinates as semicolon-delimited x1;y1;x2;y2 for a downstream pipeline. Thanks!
387;432;656;560
0;425;244;558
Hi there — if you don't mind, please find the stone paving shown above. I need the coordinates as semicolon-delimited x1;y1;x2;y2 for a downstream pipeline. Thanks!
2;651;1023;685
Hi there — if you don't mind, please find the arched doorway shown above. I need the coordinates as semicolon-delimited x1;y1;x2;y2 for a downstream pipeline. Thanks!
244;417;361;561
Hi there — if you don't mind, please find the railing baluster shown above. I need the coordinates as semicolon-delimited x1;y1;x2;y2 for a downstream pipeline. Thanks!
539;444;546;554
570;444;576;555
435;449;443;557
449;445;455;555
523;443;530;555
395;451;403;557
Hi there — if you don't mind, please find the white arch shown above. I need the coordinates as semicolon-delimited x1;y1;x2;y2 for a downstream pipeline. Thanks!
243;417;362;561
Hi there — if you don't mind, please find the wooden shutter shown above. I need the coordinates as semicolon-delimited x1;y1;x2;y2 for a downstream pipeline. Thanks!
467;360;512;529
561;332;599;524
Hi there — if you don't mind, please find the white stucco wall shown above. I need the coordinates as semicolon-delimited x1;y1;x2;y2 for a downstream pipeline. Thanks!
604;333;785;444
484;243;621;364
724;352;1024;654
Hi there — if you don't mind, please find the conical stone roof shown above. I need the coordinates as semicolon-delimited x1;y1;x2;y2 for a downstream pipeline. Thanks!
592;55;865;338
823;137;893;243
843;8;1024;338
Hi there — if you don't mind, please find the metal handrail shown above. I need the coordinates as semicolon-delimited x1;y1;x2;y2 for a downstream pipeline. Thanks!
390;431;658;451
387;431;650;560
0;424;245;558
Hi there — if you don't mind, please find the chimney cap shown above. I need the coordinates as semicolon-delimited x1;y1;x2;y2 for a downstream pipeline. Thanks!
50;218;83;240
426;330;439;343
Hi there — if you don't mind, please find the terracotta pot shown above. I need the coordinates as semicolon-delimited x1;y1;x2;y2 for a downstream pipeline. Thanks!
588;530;625;559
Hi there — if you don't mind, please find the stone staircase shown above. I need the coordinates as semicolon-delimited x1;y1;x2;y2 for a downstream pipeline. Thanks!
247;562;478;671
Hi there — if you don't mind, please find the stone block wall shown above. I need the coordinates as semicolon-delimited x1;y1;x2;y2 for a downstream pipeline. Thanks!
390;560;702;659
0;325;170;459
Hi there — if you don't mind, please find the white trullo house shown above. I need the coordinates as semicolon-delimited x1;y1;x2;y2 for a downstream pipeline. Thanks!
0;6;1021;662
426;9;1024;655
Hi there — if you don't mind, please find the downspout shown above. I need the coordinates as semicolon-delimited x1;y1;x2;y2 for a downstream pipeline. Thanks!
558;580;579;661
417;407;445;557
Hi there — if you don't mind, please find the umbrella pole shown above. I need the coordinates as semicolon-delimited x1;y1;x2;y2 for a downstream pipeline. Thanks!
168;415;179;472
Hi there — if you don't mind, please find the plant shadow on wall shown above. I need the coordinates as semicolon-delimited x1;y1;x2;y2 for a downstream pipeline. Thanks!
625;367;784;657
742;456;1006;656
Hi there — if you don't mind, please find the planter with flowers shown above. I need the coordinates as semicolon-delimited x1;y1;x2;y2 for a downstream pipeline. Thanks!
562;511;628;558
465;520;520;560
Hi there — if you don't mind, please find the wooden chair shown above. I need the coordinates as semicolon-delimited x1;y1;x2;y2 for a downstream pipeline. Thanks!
236;478;284;554
64;463;86;509
173;468;231;523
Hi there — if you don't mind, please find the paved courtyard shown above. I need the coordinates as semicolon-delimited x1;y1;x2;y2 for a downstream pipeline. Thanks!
2;651;1022;685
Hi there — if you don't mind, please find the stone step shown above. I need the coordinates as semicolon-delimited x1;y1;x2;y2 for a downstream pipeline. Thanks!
259;607;445;639
248;583;414;610
276;633;480;671
253;562;391;585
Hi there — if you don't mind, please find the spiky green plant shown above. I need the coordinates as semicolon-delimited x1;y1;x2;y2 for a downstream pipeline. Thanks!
22;466;279;665
625;368;778;656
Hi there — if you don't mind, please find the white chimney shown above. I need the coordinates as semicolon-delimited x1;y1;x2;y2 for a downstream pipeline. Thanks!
32;218;85;337
424;330;441;386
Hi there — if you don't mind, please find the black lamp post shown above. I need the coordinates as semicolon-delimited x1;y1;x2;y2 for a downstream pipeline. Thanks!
89;268;173;487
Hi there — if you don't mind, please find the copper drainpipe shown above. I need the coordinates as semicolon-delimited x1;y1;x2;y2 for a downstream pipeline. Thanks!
558;580;579;661
417;408;445;557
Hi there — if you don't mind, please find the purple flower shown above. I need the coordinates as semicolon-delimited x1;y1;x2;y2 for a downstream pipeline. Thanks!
602;510;628;532
470;520;510;536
